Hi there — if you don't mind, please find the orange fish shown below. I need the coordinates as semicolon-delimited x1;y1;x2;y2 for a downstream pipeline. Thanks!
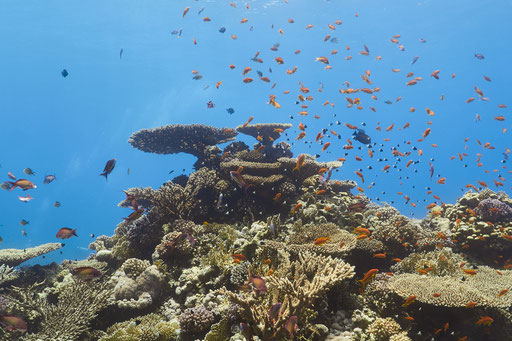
231;254;247;262
359;269;379;286
314;236;330;246
402;295;416;308
463;269;477;276
475;316;493;327
291;203;302;214
373;253;386;259
182;7;190;17
322;142;331;151
243;77;253;83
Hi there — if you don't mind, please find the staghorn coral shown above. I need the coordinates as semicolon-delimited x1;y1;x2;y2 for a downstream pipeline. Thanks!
221;252;355;339
9;278;112;341
0;243;63;267
0;264;18;286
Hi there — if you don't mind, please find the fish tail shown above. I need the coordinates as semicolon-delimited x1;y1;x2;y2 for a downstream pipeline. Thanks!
72;229;78;237
99;172;108;181
7;182;16;191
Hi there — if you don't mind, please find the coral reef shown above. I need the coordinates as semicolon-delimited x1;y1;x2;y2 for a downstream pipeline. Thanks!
0;243;63;267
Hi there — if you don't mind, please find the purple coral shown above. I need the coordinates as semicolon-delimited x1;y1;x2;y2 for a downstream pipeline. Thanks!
179;305;215;334
475;198;512;222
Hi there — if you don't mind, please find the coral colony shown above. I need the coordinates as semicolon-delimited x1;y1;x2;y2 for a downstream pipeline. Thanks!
1;123;512;340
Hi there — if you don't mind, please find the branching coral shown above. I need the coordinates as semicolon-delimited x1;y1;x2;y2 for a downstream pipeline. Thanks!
0;264;18;286
9;278;113;341
0;243;63;267
221;252;354;339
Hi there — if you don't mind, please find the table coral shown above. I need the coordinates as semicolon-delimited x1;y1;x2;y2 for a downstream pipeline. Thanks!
0;243;63;267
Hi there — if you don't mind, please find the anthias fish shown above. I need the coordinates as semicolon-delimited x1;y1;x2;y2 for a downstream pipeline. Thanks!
43;174;56;184
56;227;78;239
100;159;116;181
7;179;37;191
71;266;102;280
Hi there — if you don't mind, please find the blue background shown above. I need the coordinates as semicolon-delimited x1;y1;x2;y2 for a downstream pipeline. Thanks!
0;0;510;264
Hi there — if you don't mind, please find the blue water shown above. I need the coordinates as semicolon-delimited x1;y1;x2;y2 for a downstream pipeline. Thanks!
0;0;510;264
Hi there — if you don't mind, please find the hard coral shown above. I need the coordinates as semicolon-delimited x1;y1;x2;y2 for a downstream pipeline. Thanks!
178;305;215;335
475;198;512;222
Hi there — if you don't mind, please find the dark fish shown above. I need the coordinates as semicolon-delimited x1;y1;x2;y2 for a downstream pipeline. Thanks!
284;316;298;337
0;182;12;191
239;322;253;341
353;129;371;144
384;100;393;104
54;201;61;207
198;7;205;15
256;70;263;77
99;159;116;181
178;28;183;38
419;38;427;43
330;37;339;43
429;162;434;179
19;219;29;226
268;302;282;323
192;74;203;80
411;56;419;64
219;26;226;33
23;168;35;176
207;101;215;108
120;48;123;59
171;30;179;35
474;53;485;60
21;229;27;236
226;108;235;114
56;227;77;239
123;208;145;224
61;69;68;77
71;266;102;280
43;174;56;184
364;44;369;53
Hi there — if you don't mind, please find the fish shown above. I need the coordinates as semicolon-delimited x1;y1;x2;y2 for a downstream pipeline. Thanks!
239;322;253;341
7;179;36;191
270;222;276;235
215;193;223;210
207;101;215;108
18;195;34;202
43;174;56;184
23;168;35;176
119;48;123;59
198;7;204;15
0;315;27;332
219;27;226;33
19;219;29;226
284;316;298;337
192;74;203;80
182;6;190;17
293;154;305;172
56;227;78;239
61;69;68;77
474;53;485;60
99;159;116;181
7;172;16;180
353;129;371;144
123;208;145;224
0;182;12;191
314;236;330;245
402;295;416;308
71;266;103;280
230;169;254;194
359;269;379;286
21;229;27;236
231;254;247;262
475;316;493;326
54;201;61;208
268;302;282;324
411;56;419;64
248;270;267;293
225;108;235;115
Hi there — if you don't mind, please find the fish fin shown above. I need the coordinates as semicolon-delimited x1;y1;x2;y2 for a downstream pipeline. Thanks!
99;172;108;181
72;229;78;237
7;182;16;191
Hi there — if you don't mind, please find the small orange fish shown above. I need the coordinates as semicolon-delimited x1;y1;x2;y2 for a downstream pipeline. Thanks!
291;203;302;214
463;269;477;276
359;269;378;286
231;254;247;262
402;295;416;308
475;316;493;327
314;236;330;246
322;142;331;151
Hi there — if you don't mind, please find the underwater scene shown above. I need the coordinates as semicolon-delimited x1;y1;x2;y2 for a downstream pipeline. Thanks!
1;0;511;340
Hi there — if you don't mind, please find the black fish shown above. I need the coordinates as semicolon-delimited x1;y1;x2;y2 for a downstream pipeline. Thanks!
474;53;485;60
100;159;116;181
120;48;123;59
43;174;56;184
61;69;68;78
256;70;263;77
419;38;427;43
219;26;226;33
198;7;204;15
207;101;215;109
411;56;419;64
330;37;339;43
171;30;179;35
226;108;235;114
353;129;371;145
